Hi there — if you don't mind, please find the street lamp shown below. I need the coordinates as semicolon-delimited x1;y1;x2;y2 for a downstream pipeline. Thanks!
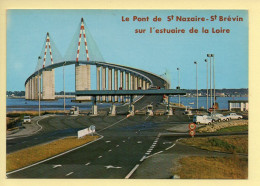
63;62;66;113
205;59;208;111
194;62;198;109
177;68;180;106
38;56;42;116
207;54;212;109
207;54;215;112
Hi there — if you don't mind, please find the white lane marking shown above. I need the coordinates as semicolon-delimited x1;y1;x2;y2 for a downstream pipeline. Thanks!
145;152;150;155
128;137;130;139
147;150;152;153
85;162;91;166
52;164;62;169
145;151;164;159
116;145;119;147
145;116;150;120
105;165;122;169
122;140;125;143
7;135;104;175
99;117;128;132
98;156;103;158
108;149;112;152
166;143;176;151
106;141;111;143
163;142;172;144
137;141;142;144
140;156;146;162
66;172;74;176
125;164;140;179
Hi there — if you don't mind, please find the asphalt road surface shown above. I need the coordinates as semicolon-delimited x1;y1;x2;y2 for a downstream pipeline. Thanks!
6;69;191;178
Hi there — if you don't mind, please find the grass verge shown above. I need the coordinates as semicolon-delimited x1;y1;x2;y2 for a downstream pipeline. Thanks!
216;125;248;133
7;135;99;172
180;135;248;154
173;156;248;179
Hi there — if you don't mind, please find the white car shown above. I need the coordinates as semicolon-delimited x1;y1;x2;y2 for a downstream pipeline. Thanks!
212;114;230;122
23;116;31;123
193;115;213;125
226;113;243;120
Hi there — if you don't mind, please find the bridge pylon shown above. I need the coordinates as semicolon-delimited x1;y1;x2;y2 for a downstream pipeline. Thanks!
75;18;91;101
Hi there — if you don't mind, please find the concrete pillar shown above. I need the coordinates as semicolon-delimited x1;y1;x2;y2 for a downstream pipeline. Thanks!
109;104;117;116
34;76;39;100
96;66;101;101
138;77;142;89
146;82;150;89
130;74;134;90
114;69;118;102
30;78;33;100
25;82;29;100
134;76;138;90
102;66;106;102
108;68;112;102
75;64;91;101
42;70;55;100
31;77;35;100
28;79;31;99
142;79;146;90
125;72;129;102
120;71;124;102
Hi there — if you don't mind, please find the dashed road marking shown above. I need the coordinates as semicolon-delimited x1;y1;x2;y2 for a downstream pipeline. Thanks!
122;140;125;143
85;162;91;166
66;172;74;176
137;141;142;144
98;156;103;158
53;165;62;169
105;141;111;143
116;145;119;147
105;165;122;169
108;149;112;152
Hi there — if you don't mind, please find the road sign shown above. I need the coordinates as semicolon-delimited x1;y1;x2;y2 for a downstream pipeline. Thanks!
188;123;196;130
189;130;195;137
89;125;95;131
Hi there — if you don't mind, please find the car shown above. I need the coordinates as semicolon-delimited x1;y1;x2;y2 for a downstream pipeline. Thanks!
193;115;213;125
23;116;31;123
210;113;230;122
226;113;243;120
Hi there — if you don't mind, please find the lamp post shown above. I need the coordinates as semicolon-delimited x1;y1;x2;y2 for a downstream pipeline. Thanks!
212;54;215;113
63;62;66;113
194;62;198;109
207;54;212;109
205;59;208;111
177;67;180;106
38;56;41;116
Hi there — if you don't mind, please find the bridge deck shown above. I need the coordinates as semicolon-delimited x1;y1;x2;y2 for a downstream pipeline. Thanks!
76;89;186;96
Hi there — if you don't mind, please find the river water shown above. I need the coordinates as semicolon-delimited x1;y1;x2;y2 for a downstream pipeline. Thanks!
6;96;248;112
170;96;248;109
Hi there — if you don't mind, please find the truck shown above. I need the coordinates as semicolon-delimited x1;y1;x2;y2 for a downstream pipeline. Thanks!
193;115;213;125
70;106;80;116
226;113;243;120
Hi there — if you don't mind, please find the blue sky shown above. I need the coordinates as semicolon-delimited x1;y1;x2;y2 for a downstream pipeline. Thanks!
7;10;248;91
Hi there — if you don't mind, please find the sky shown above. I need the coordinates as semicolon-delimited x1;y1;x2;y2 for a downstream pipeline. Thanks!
7;10;248;91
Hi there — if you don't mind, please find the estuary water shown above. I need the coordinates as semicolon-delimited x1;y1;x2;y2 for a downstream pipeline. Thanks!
6;96;248;112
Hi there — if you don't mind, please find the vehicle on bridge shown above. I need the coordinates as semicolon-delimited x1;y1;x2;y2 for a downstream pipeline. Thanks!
70;106;80;116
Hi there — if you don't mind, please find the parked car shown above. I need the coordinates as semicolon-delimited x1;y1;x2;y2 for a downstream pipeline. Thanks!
226;113;243;120
193;115;213;125
209;113;230;122
23;116;31;123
